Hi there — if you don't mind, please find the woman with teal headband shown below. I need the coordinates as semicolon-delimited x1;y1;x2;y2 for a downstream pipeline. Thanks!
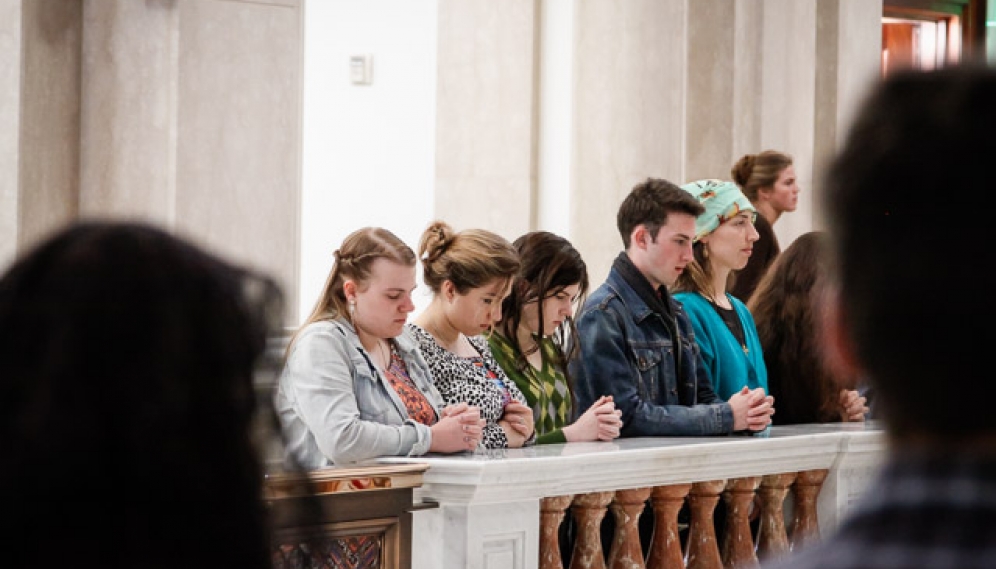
672;179;774;427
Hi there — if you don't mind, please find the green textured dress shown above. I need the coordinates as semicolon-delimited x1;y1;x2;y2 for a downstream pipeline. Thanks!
488;333;572;444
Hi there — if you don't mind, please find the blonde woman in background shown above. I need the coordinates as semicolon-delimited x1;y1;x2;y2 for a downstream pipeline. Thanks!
409;221;537;449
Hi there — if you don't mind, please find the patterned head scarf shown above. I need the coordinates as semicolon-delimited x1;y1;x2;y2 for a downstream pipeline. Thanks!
680;179;756;242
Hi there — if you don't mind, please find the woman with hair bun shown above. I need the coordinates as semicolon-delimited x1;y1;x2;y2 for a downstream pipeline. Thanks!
409;221;536;449
276;226;484;468
729;150;799;302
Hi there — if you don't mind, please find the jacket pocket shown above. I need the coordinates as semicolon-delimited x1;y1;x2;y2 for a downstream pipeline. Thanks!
352;366;394;424
630;345;663;401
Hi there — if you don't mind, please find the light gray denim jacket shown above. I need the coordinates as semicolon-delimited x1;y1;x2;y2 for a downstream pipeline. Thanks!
275;318;443;469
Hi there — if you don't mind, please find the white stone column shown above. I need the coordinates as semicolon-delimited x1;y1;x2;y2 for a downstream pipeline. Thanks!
78;0;303;322
571;0;689;283
434;0;539;239
813;0;884;223
0;0;81;269
685;0;738;183
0;0;23;269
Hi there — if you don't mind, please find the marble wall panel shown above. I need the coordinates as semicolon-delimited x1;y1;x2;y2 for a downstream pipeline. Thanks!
732;1;764;161
18;0;80;250
173;0;302;323
571;0;688;283
79;0;175;226
685;0;736;183
0;0;80;269
813;0;883;226
759;0;817;244
434;0;538;239
0;0;23;269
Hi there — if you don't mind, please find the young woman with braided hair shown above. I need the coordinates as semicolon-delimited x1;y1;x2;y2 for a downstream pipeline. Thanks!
275;226;484;468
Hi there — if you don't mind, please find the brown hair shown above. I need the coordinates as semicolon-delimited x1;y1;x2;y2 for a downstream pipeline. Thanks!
672;241;720;299
418;221;520;295
289;227;415;354
616;178;704;248
748;231;857;424
496;231;589;375
731;150;793;202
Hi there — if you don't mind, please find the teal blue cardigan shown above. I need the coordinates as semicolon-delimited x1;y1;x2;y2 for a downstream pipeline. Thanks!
672;291;768;400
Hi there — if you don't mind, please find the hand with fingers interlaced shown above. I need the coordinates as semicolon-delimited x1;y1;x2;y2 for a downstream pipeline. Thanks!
563;395;623;442
498;401;535;447
431;403;485;452
839;389;869;422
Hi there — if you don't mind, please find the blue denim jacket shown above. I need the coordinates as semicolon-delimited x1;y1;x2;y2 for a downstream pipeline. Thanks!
569;264;734;436
275;319;443;469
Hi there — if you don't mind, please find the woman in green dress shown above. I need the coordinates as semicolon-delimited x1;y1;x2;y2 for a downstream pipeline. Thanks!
489;231;622;444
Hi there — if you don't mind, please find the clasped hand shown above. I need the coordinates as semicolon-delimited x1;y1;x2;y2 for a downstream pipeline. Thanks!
563;395;623;442
729;386;775;432
498;401;536;448
839;389;869;422
429;402;485;453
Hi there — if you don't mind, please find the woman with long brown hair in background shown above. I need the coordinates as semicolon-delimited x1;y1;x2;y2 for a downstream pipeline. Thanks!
748;231;867;424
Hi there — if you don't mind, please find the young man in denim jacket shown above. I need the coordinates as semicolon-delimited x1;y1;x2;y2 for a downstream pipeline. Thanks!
570;178;773;436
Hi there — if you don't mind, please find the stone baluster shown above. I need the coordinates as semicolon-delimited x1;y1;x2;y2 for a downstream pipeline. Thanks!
607;487;653;569
570;491;615;569
789;469;828;552
720;477;761;569
646;483;691;569
755;473;797;562
685;479;726;569
542;495;576;569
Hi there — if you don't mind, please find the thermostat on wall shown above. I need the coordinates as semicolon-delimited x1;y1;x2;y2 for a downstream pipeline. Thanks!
350;54;373;85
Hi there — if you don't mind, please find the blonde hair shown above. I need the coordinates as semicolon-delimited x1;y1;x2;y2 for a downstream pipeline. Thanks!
287;227;415;355
418;221;520;295
731;150;793;202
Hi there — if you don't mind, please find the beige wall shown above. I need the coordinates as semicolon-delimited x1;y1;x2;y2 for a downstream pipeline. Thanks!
434;0;539;236
0;0;23;269
435;0;883;282
0;0;81;268
3;0;303;323
3;0;884;320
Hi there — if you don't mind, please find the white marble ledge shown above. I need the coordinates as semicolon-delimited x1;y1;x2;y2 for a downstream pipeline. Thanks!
378;422;886;503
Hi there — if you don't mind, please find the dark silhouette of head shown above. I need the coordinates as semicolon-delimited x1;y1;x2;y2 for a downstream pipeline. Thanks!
822;63;996;440
0;220;284;568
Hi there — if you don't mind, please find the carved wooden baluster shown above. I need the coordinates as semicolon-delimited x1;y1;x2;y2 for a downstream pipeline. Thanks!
608;487;653;569
646;483;691;569
570;491;614;569
720;477;760;569
542;495;576;569
755;472;797;562
685;480;726;569
789;469;828;552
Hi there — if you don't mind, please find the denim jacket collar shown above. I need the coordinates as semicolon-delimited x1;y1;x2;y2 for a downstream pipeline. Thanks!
335;317;421;359
604;263;677;325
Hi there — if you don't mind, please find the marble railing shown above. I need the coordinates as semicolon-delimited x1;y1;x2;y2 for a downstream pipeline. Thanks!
379;422;886;569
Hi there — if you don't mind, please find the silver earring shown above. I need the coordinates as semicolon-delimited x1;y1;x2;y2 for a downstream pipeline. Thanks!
348;299;356;317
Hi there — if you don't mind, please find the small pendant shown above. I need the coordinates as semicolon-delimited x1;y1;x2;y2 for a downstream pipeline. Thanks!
742;345;749;355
